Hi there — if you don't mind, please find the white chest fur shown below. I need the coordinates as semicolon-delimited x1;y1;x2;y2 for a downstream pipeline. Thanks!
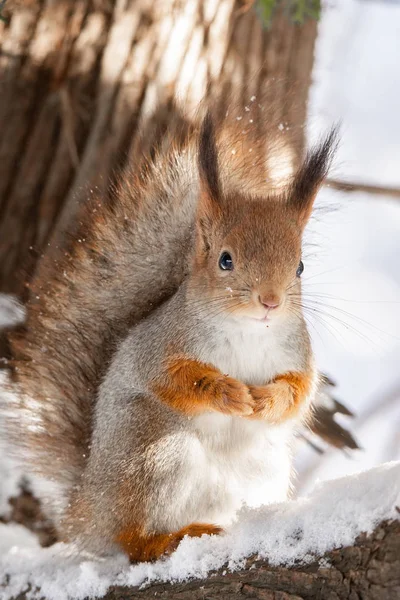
196;318;298;386
145;318;307;532
170;319;300;527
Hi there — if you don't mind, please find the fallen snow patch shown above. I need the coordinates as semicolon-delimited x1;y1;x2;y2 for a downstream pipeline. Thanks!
0;461;399;600
0;295;25;330
0;457;20;519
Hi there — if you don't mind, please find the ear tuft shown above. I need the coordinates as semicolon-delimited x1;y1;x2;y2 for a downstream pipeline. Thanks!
289;127;339;221
198;111;221;201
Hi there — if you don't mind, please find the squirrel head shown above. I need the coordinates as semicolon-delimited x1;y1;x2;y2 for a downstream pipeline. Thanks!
189;112;338;327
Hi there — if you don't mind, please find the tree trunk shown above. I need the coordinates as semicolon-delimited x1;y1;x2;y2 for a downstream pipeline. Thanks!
0;0;317;295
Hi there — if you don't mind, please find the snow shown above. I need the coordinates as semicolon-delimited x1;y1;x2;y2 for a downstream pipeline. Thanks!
0;461;399;600
0;457;20;519
0;295;25;330
0;296;24;517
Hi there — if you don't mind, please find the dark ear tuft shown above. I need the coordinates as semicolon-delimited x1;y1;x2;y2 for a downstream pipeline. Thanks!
198;111;221;201
290;127;339;221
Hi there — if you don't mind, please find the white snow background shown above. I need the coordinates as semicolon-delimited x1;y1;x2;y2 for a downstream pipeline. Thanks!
1;0;400;598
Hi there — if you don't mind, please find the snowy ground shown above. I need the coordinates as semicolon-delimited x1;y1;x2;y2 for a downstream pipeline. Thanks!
0;461;398;600
0;0;399;598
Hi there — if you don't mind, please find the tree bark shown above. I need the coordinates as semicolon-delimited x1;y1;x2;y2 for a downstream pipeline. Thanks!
0;0;317;295
100;520;400;600
3;519;398;600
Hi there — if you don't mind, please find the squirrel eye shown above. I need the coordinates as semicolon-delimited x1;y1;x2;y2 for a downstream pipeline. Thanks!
219;252;234;271
296;260;304;278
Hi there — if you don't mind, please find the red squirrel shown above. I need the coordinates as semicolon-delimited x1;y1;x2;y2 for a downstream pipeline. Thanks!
3;105;337;561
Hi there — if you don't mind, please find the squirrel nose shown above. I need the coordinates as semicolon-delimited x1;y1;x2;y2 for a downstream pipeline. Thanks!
258;295;281;310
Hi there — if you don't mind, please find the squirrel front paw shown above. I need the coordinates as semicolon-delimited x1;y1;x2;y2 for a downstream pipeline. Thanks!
248;372;311;424
248;381;296;423
198;374;254;416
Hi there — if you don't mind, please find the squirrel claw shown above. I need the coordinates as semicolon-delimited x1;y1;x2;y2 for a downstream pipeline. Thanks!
248;381;297;423
213;376;254;416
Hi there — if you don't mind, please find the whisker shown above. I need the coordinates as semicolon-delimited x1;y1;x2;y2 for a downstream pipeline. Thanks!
299;291;400;306
290;296;397;342
300;307;358;351
300;265;351;283
286;305;327;348
296;304;385;352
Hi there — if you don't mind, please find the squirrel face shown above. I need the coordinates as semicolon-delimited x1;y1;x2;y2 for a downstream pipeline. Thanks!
191;195;305;325
188;113;338;327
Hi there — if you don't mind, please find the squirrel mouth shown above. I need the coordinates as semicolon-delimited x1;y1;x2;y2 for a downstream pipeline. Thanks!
250;314;272;324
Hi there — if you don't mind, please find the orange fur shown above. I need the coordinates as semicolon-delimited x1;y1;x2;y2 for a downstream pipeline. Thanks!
152;357;254;416
249;371;312;424
116;523;222;562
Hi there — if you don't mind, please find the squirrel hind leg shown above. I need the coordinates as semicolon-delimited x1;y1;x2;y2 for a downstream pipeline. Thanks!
116;523;223;563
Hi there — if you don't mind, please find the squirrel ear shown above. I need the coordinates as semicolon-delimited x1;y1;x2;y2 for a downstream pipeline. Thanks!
196;112;222;255
198;111;222;205
289;127;339;226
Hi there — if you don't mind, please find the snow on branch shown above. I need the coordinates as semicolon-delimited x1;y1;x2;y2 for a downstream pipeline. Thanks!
0;462;399;600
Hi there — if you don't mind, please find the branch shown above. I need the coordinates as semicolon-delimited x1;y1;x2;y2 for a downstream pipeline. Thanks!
1;464;399;600
99;520;400;599
325;178;400;200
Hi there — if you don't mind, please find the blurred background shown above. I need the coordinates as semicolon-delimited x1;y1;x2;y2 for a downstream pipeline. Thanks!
296;0;400;490
0;0;399;524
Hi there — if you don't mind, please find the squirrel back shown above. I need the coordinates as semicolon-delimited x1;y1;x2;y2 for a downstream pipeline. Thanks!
2;98;322;519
